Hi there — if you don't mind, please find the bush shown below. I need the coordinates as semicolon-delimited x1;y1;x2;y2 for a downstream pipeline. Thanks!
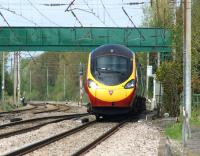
156;62;182;117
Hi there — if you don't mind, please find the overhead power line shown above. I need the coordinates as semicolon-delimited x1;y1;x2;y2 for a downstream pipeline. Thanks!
122;7;145;40
71;11;83;27
124;2;145;5
68;0;107;26
40;3;68;7
100;0;119;27
82;0;107;26
64;0;83;27
0;12;38;66
65;0;76;12
0;5;38;25
0;11;11;27
26;0;60;26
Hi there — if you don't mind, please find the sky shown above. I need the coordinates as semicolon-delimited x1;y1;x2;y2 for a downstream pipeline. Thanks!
0;0;150;60
0;0;151;27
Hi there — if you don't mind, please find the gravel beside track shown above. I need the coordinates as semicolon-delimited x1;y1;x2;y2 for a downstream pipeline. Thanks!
0;115;94;154
25;122;116;156
0;104;85;125
0;118;61;135
86;121;160;156
0;103;162;155
0;104;36;115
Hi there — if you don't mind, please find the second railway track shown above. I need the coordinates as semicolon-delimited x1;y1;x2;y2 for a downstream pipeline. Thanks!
0;105;37;115
2;120;97;156
0;113;89;139
0;103;70;117
2;116;137;156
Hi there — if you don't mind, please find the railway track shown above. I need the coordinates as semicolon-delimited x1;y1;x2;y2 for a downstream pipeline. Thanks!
32;107;60;114
0;105;37;115
0;113;87;129
32;105;70;114
0;113;89;139
0;103;70;115
72;119;129;156
2;115;137;156
3;120;97;156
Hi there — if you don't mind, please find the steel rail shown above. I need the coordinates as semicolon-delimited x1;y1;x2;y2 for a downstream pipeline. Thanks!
32;104;62;114
33;107;60;114
0;106;37;115
0;114;88;139
31;104;70;114
57;106;71;112
3;120;96;156
71;119;129;156
0;113;88;129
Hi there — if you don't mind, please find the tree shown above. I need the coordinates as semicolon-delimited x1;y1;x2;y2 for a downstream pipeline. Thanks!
143;0;182;116
20;52;89;101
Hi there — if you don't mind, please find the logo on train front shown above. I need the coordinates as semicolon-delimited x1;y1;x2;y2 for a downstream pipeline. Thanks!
108;90;113;95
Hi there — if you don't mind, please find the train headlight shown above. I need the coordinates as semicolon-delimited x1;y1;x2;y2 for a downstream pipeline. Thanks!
124;79;135;89
88;79;98;89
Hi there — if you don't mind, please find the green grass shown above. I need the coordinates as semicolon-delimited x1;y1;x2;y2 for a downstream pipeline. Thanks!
190;108;200;126
0;103;17;112
164;109;200;140
165;122;182;140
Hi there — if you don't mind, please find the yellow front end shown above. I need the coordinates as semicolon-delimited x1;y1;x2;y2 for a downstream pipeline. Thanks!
85;53;137;107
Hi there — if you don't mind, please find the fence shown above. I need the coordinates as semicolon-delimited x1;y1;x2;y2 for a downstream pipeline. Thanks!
154;93;200;116
192;94;200;109
174;93;200;109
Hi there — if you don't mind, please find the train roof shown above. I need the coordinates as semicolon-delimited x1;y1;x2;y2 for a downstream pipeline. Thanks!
91;44;134;58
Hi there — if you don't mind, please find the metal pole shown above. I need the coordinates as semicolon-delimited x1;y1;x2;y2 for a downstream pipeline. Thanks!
155;0;160;25
46;66;48;100
11;55;13;80
64;64;66;100
79;62;83;106
29;67;32;100
2;52;5;105
172;0;177;60
157;53;160;67
13;52;17;105
146;53;149;100
184;0;191;118
182;0;192;146
173;0;177;26
17;52;21;103
152;75;156;110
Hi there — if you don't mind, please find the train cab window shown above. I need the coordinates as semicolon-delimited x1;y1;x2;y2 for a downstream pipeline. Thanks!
91;55;132;86
96;55;128;74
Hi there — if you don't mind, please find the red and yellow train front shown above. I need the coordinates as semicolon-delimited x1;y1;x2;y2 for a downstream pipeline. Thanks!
85;45;137;115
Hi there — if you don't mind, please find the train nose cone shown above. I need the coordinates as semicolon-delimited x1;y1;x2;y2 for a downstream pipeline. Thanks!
108;90;113;95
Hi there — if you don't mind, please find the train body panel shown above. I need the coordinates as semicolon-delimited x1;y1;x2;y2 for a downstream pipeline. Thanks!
85;44;145;116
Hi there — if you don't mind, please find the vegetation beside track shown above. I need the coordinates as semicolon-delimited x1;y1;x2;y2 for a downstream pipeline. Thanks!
165;122;182;141
21;52;89;102
164;109;200;141
143;0;200;118
0;103;18;112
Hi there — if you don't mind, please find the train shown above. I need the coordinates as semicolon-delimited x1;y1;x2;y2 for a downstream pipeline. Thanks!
85;44;146;119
